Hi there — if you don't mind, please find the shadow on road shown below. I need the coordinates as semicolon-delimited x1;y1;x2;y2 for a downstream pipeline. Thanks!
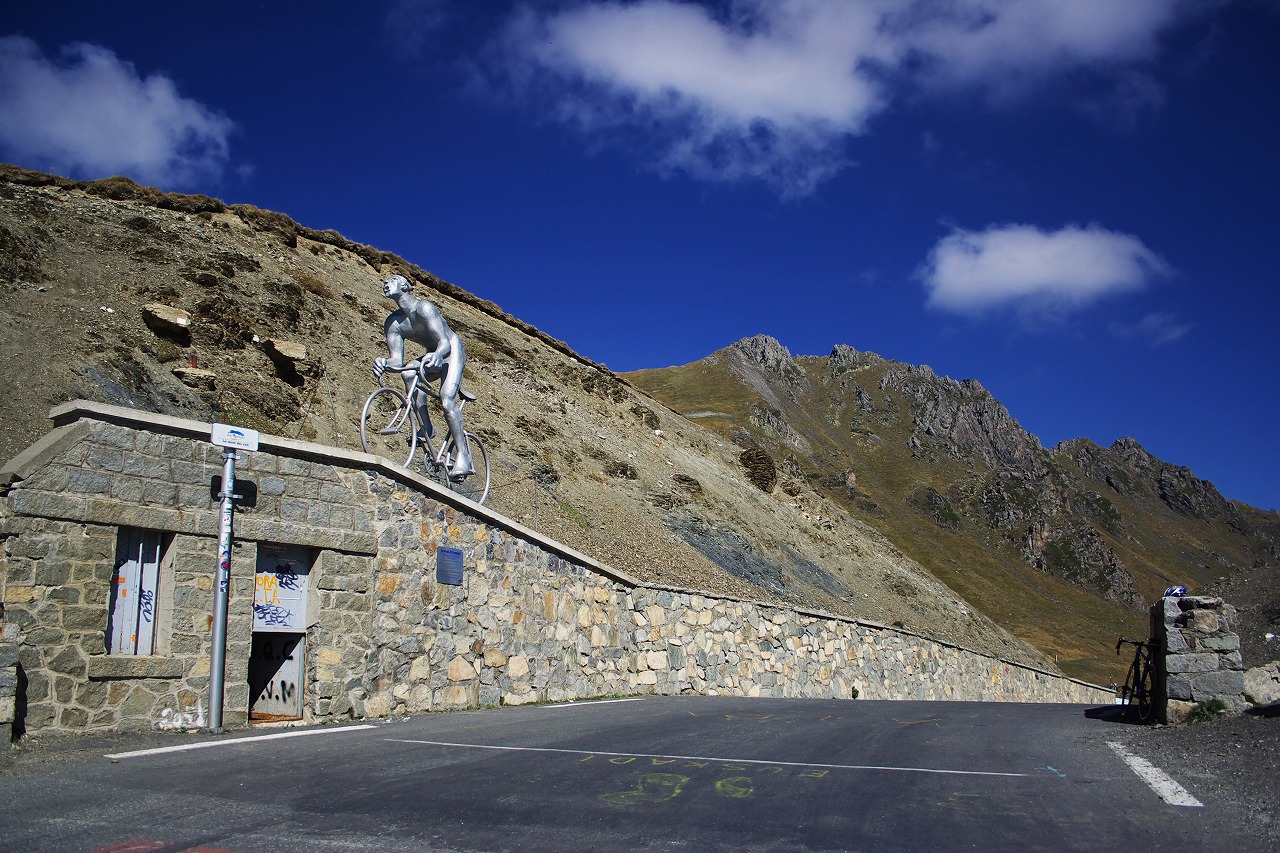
1083;704;1151;726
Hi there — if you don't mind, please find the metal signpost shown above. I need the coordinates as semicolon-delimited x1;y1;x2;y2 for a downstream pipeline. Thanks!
208;423;259;733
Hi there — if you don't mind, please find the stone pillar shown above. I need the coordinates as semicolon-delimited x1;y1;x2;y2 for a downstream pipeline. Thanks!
0;643;16;749
1157;595;1247;724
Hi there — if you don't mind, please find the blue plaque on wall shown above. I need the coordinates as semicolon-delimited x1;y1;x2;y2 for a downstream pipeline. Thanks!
436;547;464;586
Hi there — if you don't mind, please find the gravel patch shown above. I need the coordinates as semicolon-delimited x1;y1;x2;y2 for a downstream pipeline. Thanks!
1101;704;1280;847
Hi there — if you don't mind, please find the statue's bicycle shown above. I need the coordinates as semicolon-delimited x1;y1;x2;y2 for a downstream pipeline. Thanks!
360;359;490;505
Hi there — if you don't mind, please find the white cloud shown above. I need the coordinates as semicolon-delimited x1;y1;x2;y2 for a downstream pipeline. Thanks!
0;36;234;189
894;0;1191;97
1111;311;1193;346
491;0;1223;195
494;0;890;196
917;223;1172;313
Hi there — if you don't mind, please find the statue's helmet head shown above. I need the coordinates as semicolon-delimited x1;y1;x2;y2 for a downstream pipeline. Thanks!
383;274;410;298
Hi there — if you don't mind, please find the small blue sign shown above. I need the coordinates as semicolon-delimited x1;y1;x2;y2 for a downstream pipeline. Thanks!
436;547;464;586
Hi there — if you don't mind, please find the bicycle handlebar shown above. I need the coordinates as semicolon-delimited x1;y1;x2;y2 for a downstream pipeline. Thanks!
373;358;425;388
1116;636;1154;654
371;359;476;403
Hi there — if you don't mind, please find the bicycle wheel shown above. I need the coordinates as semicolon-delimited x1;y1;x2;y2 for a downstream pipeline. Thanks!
360;387;417;468
1121;660;1141;716
440;431;490;505
1135;656;1156;723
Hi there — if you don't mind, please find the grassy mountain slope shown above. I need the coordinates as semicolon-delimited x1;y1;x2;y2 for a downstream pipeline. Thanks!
0;165;1047;674
627;337;1280;683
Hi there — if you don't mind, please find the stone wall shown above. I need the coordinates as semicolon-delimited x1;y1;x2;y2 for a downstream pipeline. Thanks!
1156;595;1247;723
627;588;1098;703
1;401;1109;739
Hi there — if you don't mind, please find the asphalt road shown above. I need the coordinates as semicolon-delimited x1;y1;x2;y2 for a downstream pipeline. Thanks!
0;696;1262;853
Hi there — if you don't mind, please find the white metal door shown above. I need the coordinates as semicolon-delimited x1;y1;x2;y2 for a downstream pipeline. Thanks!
249;544;310;720
109;529;162;654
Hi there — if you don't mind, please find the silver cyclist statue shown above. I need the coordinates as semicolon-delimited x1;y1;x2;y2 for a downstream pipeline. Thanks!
372;274;473;479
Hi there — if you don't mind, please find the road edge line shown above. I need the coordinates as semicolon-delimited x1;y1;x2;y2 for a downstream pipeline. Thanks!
1106;741;1204;807
104;724;377;760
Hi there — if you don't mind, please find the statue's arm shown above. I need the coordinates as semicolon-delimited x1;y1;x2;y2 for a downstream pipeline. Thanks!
382;316;409;371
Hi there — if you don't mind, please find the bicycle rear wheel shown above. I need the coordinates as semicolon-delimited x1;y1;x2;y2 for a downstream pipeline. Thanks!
440;431;490;505
360;387;418;468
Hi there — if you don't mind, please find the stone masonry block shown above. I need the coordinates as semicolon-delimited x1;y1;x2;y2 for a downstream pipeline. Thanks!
259;476;286;496
162;435;196;462
141;481;179;505
176;485;212;508
123;451;169;478
132;431;167;456
67;469;113;495
85;447;124;472
1165;653;1220;674
88;501;180;532
170;460;207;486
111;478;145;503
320;483;353;504
1199;635;1240;652
1165;675;1192;701
1190;670;1246;699
90;424;138;450
281;499;309;522
246;452;278;474
1184;609;1221;634
279;457;310;477
10;491;89;523
32;560;71;586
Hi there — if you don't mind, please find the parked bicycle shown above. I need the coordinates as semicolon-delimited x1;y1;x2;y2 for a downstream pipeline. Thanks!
1115;636;1157;723
360;358;490;505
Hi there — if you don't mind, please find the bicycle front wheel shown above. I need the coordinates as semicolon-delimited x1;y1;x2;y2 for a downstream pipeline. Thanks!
360;387;418;468
440;431;490;505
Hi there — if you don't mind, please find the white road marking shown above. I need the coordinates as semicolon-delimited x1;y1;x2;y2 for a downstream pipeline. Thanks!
1107;741;1204;807
542;698;646;709
388;739;1030;777
104;724;377;760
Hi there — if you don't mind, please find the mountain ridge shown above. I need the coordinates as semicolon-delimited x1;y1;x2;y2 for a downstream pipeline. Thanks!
627;334;1279;679
2;164;1275;684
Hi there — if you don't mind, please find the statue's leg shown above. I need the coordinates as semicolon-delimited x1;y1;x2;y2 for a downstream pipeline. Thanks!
404;372;434;439
440;354;472;477
416;400;435;440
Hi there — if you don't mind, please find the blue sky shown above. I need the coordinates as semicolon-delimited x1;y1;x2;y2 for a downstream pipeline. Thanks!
4;1;1279;511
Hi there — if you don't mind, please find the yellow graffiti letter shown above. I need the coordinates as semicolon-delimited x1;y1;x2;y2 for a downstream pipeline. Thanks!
600;773;690;805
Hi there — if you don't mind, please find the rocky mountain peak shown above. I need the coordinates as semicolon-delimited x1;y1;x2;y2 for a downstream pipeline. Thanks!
725;334;809;409
878;360;1044;471
829;343;883;370
1056;436;1252;533
732;334;794;371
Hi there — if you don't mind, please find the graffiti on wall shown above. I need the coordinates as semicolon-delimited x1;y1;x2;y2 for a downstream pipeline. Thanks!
253;552;308;633
155;699;206;731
